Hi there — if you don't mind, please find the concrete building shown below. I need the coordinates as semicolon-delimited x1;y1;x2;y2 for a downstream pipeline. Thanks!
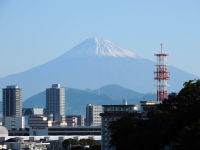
22;108;44;116
66;116;77;126
46;84;66;122
29;115;52;136
2;85;22;124
48;126;101;136
100;102;138;150
86;104;102;126
66;115;85;126
8;128;29;136
4;116;25;130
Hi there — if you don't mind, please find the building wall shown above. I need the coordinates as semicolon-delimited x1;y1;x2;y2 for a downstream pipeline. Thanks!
101;105;138;150
29;127;48;136
48;126;101;136
66;116;77;126
86;104;102;126
29;115;52;136
4;116;25;130
67;115;85;126
2;85;22;124
46;84;65;122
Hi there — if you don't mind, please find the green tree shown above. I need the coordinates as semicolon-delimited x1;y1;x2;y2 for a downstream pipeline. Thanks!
109;79;200;150
62;138;78;150
79;139;101;150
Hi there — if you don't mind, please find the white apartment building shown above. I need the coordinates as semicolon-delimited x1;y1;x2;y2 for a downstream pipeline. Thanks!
86;104;102;126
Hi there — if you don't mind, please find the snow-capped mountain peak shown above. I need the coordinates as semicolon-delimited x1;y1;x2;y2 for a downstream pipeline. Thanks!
65;37;139;58
94;37;137;58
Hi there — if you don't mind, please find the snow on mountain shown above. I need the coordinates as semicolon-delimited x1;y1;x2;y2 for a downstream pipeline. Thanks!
65;37;139;58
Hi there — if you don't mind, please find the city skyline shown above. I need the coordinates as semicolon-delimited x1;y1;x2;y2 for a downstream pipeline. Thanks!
0;0;200;77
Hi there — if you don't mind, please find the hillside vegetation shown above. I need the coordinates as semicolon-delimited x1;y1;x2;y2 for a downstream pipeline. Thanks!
109;80;200;150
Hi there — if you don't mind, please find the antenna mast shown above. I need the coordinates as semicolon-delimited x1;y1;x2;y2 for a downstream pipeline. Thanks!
154;44;170;102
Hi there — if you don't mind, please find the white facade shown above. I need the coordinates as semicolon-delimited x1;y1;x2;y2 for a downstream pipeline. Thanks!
4;116;25;130
101;104;138;150
86;104;102;126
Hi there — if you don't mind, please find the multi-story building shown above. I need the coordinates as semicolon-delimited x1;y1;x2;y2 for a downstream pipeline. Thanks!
2;85;22;124
29;115;52;136
66;115;85;126
100;101;138;150
65;116;77;126
86;104;102;126
46;84;65;122
23;108;44;116
4;116;25;130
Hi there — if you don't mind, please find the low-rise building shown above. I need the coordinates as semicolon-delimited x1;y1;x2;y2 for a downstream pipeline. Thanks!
29;115;52;136
8;128;29;136
4;116;25;130
23;108;44;116
66;115;85;126
66;116;78;126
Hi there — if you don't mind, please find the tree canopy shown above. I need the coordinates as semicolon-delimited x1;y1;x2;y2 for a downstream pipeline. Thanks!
109;79;200;150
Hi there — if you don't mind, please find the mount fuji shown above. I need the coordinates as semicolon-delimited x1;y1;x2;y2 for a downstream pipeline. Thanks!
0;37;197;100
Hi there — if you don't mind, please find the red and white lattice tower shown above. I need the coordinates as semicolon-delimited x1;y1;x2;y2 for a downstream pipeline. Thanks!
154;43;170;103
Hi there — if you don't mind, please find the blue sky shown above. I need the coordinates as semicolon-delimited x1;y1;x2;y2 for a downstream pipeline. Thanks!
0;0;200;77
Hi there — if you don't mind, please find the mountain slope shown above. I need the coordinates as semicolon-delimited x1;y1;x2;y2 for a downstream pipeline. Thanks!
0;37;197;100
23;85;155;115
92;84;143;100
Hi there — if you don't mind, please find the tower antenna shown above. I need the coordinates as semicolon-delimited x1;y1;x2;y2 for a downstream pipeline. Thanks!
154;44;170;103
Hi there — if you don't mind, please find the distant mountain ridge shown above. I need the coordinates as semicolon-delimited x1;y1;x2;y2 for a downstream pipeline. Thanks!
0;37;197;100
23;84;156;115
